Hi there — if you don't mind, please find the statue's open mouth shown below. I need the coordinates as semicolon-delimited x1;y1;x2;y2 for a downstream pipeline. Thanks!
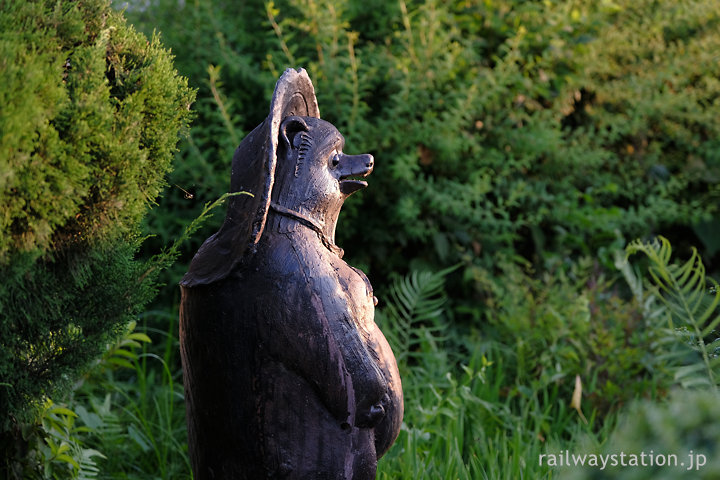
338;153;373;195
340;177;369;195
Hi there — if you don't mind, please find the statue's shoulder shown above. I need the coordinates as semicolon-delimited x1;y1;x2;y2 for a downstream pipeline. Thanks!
241;230;325;284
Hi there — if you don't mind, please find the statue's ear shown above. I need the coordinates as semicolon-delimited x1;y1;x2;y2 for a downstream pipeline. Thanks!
280;116;309;151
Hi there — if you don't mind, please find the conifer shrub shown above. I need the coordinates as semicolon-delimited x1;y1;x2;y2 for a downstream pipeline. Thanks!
0;0;194;430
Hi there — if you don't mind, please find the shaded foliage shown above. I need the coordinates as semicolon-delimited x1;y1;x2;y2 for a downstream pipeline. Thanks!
561;389;720;479
121;0;720;307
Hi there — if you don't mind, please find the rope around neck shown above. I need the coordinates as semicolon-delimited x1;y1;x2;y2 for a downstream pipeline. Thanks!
269;202;344;257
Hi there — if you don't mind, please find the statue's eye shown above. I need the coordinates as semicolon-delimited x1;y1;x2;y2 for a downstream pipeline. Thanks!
331;151;340;167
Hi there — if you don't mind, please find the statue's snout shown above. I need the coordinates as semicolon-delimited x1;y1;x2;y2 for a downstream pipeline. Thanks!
338;153;374;195
337;153;374;177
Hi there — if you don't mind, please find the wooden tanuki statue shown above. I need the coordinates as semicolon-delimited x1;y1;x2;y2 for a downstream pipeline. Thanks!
179;68;403;479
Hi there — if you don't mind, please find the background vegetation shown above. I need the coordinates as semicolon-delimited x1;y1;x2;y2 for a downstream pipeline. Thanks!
2;0;720;478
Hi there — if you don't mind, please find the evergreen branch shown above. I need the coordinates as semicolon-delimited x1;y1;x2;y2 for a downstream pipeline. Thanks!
139;191;252;284
265;1;296;65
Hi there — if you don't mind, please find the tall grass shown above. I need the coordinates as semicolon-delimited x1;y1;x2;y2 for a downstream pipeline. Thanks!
72;310;191;479
374;268;617;479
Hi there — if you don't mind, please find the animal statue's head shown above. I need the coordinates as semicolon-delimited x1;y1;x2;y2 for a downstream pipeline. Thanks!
272;116;373;246
180;69;373;287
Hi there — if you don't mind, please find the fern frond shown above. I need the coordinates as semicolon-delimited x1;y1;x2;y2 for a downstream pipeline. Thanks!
377;265;458;370
76;448;104;480
626;236;720;390
673;363;712;388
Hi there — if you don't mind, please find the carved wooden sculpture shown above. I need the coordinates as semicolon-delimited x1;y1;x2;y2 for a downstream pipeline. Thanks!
179;68;403;479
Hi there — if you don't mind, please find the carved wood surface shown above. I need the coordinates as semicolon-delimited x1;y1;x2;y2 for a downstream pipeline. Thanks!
180;69;403;479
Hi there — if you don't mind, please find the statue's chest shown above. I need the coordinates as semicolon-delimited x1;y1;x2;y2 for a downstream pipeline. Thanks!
316;248;377;331
256;231;376;330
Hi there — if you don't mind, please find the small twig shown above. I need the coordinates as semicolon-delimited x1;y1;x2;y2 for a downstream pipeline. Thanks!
266;1;296;65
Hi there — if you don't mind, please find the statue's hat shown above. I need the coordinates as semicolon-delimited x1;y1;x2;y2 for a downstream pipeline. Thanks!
181;68;320;287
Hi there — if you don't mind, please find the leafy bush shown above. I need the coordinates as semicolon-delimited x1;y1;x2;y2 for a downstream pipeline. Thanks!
122;0;720;296
0;0;194;456
374;237;720;478
477;234;720;418
1;0;194;262
478;257;660;416
375;265;611;479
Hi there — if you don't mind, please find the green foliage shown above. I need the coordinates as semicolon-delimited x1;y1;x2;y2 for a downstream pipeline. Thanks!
2;320;189;480
120;0;720;298
36;401;105;480
375;266;616;479
342;0;720;279
375;239;720;478
72;313;190;479
0;241;153;424
0;0;194;451
623;236;720;390
1;188;243;477
0;0;194;261
477;257;660;416
377;265;459;374
476;237;720;423
560;389;720;480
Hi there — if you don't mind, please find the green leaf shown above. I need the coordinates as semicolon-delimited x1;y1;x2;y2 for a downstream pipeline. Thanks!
127;332;152;343
127;424;152;453
55;453;80;470
48;406;78;418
